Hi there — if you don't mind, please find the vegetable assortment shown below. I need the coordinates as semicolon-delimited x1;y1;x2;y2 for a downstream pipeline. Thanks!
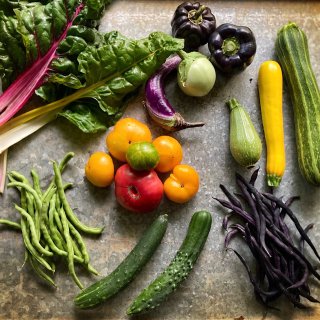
89;117;201;212
0;31;184;155
1;0;320;318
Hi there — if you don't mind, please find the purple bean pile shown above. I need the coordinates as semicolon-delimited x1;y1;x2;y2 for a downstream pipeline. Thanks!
215;169;320;309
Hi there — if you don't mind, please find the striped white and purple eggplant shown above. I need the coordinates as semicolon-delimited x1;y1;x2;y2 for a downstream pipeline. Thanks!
144;55;205;131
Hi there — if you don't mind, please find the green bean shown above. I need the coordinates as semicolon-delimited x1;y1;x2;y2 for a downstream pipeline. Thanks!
41;186;56;224
54;209;63;235
40;188;68;257
49;198;95;269
41;222;67;257
8;171;31;184
48;196;65;251
43;152;75;199
14;205;53;257
9;172;36;220
25;192;35;219
71;237;83;260
59;152;75;172
29;254;56;287
0;219;21;230
8;172;26;206
20;217;53;272
53;161;103;235
59;206;83;289
8;182;42;237
31;169;42;197
68;220;90;265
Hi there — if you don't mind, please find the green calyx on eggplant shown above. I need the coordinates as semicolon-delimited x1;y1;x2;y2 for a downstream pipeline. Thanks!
171;2;216;51
227;98;262;168
208;23;257;72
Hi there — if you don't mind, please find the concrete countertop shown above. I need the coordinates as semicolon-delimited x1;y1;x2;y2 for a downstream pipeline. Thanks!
1;1;320;319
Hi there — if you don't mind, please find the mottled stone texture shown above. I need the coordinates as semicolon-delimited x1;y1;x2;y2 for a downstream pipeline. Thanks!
1;1;320;319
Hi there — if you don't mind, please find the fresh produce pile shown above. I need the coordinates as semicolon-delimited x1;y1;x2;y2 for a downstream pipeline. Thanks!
85;117;200;213
1;0;320;318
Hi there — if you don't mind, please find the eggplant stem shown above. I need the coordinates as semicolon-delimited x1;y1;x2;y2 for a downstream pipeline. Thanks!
172;113;205;130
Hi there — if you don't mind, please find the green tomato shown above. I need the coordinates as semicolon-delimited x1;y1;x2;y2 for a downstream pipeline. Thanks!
126;142;160;171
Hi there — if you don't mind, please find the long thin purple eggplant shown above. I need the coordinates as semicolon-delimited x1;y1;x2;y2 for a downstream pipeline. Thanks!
144;55;205;131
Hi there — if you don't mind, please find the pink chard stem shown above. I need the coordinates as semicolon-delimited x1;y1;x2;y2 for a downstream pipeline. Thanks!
0;3;84;127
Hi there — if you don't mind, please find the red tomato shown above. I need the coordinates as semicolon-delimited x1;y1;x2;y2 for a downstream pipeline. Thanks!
114;164;163;213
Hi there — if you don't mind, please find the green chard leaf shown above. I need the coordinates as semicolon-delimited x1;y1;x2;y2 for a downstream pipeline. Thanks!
56;31;184;132
0;0;113;126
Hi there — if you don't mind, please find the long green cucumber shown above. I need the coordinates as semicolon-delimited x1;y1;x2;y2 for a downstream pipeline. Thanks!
74;214;168;308
275;22;320;185
127;210;212;315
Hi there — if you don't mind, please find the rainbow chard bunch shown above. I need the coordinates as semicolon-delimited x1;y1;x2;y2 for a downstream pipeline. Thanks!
0;0;113;125
0;0;184;191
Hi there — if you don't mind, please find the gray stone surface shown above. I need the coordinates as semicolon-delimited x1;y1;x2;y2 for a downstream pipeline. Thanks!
1;1;320;319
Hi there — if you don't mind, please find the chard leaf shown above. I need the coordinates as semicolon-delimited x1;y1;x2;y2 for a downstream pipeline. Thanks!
0;12;26;87
66;31;184;116
0;0;113;125
33;32;184;133
58;102;111;133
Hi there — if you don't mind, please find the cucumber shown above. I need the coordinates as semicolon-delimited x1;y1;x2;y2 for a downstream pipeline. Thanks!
275;22;320;185
127;210;212;315
74;214;168;309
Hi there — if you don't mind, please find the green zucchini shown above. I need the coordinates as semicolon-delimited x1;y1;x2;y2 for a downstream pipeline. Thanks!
74;214;168;309
275;22;320;185
227;98;262;168
127;210;212;315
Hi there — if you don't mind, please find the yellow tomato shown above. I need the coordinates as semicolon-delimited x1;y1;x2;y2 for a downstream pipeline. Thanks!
164;164;199;203
106;118;152;162
152;136;183;173
85;152;114;187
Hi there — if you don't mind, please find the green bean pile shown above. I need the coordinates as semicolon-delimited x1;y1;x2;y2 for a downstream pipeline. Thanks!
0;152;104;288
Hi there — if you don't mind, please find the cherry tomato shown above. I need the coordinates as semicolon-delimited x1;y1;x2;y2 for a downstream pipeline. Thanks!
164;164;199;203
85;152;114;187
106;118;152;162
152;136;183;173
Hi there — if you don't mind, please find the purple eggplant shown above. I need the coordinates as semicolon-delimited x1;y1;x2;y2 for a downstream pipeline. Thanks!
144;55;205;131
